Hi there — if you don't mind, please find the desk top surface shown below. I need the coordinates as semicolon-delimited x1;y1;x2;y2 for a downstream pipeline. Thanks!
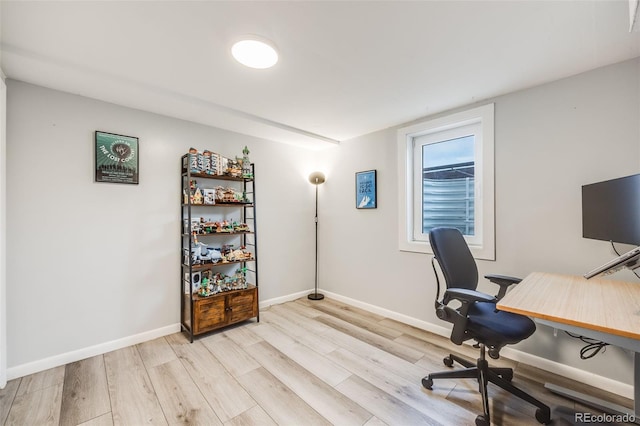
497;272;640;340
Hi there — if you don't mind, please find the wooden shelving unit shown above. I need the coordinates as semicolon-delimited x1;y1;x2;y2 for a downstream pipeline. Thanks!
180;153;259;342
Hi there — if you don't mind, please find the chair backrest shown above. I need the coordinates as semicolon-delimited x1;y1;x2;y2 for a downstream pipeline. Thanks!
429;227;478;291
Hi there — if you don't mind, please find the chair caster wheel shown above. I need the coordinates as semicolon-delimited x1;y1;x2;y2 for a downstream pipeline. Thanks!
535;407;551;424
443;356;454;367
475;414;489;426
421;377;433;390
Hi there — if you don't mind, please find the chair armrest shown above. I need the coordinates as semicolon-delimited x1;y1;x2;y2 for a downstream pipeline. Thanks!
485;274;522;300
444;288;495;304
439;288;495;345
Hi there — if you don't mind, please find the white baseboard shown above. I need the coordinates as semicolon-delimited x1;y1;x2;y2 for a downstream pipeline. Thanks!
321;290;634;400
259;288;315;309
321;289;452;337
7;323;180;381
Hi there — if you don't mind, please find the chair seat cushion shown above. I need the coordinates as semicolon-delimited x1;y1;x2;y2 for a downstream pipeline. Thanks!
467;301;536;346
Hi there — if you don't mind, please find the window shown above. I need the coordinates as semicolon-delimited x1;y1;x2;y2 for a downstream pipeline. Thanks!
397;104;495;260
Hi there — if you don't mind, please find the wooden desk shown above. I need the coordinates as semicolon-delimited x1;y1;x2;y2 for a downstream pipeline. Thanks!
497;272;640;420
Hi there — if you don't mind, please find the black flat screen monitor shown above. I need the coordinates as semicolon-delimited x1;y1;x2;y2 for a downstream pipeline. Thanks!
582;173;640;246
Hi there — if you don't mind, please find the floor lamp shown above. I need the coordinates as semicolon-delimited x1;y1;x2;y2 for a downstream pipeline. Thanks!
308;171;326;300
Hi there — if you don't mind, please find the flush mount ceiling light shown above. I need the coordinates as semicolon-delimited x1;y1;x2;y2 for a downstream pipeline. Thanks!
231;37;278;69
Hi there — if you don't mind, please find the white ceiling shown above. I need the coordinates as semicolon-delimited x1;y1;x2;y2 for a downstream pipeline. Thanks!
1;1;639;150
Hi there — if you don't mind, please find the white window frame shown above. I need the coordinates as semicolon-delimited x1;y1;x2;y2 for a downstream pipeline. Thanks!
397;103;495;260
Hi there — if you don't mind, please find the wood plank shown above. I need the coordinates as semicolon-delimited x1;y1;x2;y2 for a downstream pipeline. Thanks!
250;323;352;387
313;319;443;386
260;309;338;354
318;297;387;322
315;313;424;362
137;336;178;368
103;346;167;425
59;355;111;426
236;367;331;425
269;303;334;334
0;378;20;425
200;333;261;378
222;323;264;347
5;382;63;426
16;365;65;396
147;359;221;425
166;332;228;377
327;347;477;425
77;412;114;426
302;299;402;340
286;299;324;318
363;416;388;426
379;317;453;344
245;341;371;426
166;333;256;423
223;405;276;426
335;375;440;426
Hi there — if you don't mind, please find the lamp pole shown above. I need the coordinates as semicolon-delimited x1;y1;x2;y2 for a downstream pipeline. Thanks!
308;172;325;300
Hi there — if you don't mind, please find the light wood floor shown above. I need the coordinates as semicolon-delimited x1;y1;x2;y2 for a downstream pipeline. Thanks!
0;297;634;426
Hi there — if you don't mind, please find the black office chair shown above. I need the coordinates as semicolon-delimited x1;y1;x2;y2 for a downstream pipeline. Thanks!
422;227;551;426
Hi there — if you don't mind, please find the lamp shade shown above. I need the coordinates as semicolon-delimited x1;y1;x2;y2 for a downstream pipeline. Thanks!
308;171;326;185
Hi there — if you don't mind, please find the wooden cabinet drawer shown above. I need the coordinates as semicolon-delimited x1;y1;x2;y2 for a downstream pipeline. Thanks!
228;287;258;324
194;296;226;334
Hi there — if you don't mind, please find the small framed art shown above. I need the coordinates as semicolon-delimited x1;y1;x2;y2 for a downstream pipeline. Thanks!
356;170;377;209
95;131;139;184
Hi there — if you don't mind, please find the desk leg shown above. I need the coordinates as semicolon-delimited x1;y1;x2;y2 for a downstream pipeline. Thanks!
635;351;639;417
544;352;639;423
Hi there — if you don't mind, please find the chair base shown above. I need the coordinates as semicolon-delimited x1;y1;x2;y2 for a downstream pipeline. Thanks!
422;348;551;425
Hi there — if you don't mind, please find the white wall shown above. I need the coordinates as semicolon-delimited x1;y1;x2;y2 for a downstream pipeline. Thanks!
0;69;6;389
5;80;317;376
319;58;640;389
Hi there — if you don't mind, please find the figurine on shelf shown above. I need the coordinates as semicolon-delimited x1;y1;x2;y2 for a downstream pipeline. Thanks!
192;188;203;205
221;220;234;233
201;219;217;234
202;150;212;175
202;188;216;205
214;186;226;202
224;246;252;262
209;152;221;175
241;146;253;179
235;267;248;289
188;148;200;173
200;275;209;294
234;191;245;203
233;221;250;232
222;188;237;203
191;241;222;264
226;159;242;178
190;219;202;234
